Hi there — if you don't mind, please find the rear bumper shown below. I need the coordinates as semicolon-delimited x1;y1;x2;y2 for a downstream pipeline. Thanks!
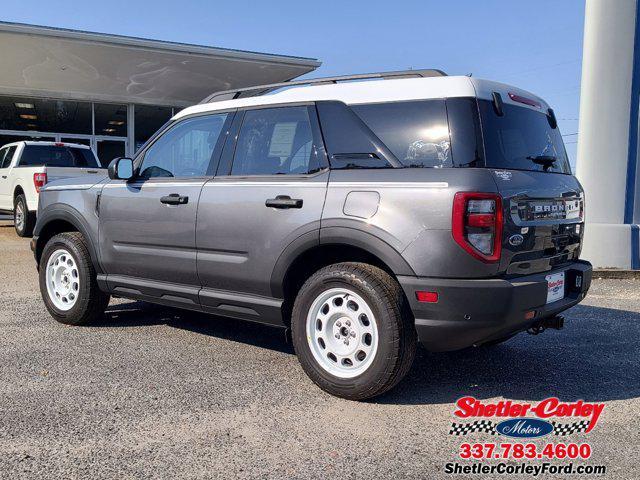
398;260;592;351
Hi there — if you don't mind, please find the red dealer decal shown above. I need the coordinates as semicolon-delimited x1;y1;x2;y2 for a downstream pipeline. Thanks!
454;397;605;433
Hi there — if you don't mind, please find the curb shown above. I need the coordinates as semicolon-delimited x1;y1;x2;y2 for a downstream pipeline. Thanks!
593;269;640;279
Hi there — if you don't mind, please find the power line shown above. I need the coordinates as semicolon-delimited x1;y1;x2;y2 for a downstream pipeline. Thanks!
500;59;580;79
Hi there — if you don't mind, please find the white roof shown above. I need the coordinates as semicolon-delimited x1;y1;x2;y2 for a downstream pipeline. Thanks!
1;140;91;149
174;75;550;120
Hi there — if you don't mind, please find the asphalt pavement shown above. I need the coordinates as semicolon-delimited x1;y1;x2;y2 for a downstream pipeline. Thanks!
0;219;637;479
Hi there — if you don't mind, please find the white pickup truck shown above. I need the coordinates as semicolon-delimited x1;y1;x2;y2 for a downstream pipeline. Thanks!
0;141;105;237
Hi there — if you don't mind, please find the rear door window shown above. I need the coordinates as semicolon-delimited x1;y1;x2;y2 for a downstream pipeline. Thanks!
231;106;321;176
19;146;100;168
0;146;17;168
351;100;452;168
478;100;570;174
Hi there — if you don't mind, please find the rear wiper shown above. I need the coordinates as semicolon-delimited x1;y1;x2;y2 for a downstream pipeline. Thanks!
527;155;557;171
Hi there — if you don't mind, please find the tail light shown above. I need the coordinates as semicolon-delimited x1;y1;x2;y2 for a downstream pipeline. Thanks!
33;172;47;193
508;92;541;109
452;192;503;262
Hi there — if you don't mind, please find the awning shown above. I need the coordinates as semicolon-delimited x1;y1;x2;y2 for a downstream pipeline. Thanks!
0;21;321;107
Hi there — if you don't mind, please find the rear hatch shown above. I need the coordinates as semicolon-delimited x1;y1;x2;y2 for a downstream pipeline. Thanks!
476;95;584;276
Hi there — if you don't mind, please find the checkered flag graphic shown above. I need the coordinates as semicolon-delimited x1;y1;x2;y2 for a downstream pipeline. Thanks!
449;420;497;436
552;420;591;436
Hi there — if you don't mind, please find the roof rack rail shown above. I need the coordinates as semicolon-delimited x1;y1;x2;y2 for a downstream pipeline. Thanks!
199;68;447;104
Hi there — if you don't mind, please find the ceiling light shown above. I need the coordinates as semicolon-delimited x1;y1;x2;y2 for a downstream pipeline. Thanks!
20;114;37;120
15;102;34;109
103;128;116;133
108;120;125;126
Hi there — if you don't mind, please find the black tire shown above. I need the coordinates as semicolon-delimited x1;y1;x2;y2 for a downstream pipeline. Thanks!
291;262;416;400
39;232;110;325
14;194;35;237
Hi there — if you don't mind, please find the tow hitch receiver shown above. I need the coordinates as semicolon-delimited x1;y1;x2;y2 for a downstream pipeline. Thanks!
527;315;565;335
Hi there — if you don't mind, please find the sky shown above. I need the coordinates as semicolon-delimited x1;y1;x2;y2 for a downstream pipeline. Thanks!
1;0;585;166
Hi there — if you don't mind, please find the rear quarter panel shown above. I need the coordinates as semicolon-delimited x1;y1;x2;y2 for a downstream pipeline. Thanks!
322;168;501;278
10;166;43;211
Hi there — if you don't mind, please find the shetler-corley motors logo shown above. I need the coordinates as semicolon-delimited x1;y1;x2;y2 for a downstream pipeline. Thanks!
449;397;605;438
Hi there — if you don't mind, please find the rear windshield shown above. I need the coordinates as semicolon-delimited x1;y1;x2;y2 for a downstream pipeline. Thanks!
351;100;452;168
478;99;570;174
19;145;100;168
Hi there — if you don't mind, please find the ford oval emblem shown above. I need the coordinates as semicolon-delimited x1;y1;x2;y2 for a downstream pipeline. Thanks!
509;234;524;246
496;418;553;438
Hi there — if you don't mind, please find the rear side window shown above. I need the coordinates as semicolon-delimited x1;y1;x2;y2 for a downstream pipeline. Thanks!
351;100;452;168
231;106;320;176
478;100;570;174
0;146;17;168
19;146;100;168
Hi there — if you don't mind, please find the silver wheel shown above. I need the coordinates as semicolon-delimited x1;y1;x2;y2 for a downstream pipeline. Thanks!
15;201;24;232
45;249;80;311
306;287;379;379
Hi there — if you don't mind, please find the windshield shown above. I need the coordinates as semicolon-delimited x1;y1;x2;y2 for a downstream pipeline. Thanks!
478;99;570;174
19;145;100;168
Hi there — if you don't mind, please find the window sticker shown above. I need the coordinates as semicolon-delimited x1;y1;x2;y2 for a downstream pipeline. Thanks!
269;122;298;157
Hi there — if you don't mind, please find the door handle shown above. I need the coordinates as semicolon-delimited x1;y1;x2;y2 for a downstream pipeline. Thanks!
265;195;303;209
160;193;189;205
1;175;6;179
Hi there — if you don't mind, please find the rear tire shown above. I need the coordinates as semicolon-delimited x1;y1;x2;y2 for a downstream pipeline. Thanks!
39;232;110;325
291;262;416;400
14;194;35;237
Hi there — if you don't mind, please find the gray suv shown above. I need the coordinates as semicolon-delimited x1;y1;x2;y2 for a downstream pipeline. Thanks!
32;70;592;399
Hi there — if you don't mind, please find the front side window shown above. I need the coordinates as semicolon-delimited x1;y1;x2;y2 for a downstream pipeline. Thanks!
231;106;319;176
139;114;228;179
351;100;452;168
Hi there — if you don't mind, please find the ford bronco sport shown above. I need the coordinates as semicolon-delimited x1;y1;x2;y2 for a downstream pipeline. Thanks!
32;70;592;400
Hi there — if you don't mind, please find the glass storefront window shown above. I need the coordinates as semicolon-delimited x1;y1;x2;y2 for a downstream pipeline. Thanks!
61;137;91;147
0;96;182;160
97;140;126;166
0;96;91;134
94;103;127;137
134;105;173;151
0;134;55;149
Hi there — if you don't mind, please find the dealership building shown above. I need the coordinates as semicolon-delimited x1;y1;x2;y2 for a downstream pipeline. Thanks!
0;21;320;166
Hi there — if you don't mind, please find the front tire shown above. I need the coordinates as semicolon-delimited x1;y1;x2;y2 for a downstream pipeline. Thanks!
14;194;35;237
39;232;110;325
291;262;416;400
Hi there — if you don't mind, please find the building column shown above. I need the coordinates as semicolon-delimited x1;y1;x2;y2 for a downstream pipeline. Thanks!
127;103;135;158
576;0;640;269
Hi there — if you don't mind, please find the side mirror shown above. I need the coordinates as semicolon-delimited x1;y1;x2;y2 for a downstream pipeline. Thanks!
108;157;134;180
